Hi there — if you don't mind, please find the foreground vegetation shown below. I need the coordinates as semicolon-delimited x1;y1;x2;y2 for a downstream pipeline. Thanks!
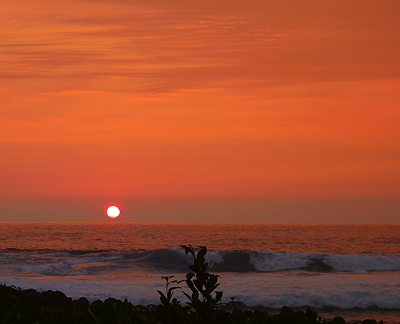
0;246;381;324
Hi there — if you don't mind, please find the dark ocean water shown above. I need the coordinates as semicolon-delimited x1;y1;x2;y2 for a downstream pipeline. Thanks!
0;223;399;323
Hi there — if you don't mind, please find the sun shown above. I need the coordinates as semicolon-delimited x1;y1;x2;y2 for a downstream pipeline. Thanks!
107;206;120;218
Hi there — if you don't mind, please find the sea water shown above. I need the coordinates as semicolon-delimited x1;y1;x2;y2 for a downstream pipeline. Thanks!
0;223;399;323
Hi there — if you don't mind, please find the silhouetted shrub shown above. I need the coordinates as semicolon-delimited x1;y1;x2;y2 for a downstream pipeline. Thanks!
155;275;190;324
180;245;223;324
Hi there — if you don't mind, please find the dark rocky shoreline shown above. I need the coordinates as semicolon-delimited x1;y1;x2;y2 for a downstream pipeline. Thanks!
2;285;90;311
1;285;389;324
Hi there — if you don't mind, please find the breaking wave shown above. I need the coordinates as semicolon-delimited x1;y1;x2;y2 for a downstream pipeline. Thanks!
3;248;399;277
129;249;400;273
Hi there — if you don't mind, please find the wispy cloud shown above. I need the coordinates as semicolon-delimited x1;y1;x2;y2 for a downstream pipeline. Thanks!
2;0;398;94
0;0;398;197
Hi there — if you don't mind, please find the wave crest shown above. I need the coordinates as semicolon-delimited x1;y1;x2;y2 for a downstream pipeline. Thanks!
6;249;400;277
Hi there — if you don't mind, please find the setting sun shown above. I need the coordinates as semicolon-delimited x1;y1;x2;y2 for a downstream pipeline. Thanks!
106;206;120;218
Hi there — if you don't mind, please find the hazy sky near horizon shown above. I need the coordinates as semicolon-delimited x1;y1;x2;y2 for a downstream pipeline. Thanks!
0;1;399;222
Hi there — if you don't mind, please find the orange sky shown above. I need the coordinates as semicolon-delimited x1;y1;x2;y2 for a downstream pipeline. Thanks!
0;1;399;221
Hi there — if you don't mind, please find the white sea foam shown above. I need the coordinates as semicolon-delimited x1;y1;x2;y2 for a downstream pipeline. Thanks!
247;251;400;272
230;291;400;310
16;261;89;276
13;252;128;276
324;254;400;271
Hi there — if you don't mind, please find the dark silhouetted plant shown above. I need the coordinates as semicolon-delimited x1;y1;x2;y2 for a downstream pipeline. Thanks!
155;275;190;324
157;276;181;309
180;245;223;324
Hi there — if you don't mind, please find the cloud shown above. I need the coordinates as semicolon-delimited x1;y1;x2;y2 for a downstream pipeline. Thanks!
0;0;398;198
2;0;398;96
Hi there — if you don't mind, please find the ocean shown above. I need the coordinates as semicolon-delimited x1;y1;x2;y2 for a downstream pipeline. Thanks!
0;223;399;323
